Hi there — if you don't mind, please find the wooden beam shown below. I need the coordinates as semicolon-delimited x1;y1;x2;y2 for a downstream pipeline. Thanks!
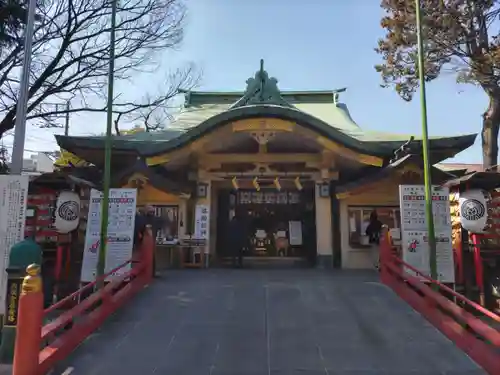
203;153;323;164
210;170;339;180
293;126;384;167
146;117;384;168
231;118;294;132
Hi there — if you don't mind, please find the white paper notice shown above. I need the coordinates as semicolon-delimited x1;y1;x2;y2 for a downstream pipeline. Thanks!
349;216;357;233
288;221;303;246
81;188;137;282
193;204;210;241
399;185;455;283
389;228;401;240
0;175;29;314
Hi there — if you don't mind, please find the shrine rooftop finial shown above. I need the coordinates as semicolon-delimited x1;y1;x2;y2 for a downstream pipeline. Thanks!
230;59;293;109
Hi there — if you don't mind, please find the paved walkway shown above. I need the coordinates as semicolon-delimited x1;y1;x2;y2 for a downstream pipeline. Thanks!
53;269;485;375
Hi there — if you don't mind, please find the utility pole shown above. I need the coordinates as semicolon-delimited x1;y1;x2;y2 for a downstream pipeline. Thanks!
96;0;118;286
415;0;437;280
64;101;70;136
10;0;37;174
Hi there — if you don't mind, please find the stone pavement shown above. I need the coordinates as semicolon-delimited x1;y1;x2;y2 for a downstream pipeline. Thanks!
52;269;485;375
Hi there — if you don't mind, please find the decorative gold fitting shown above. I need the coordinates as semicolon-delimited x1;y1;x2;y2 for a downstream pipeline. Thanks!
22;264;42;294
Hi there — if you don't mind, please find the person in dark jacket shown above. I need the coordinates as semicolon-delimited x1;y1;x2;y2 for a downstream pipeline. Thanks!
365;210;383;269
228;213;246;267
366;211;383;244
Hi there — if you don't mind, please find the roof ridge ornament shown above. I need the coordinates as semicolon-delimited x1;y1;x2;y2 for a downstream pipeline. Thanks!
230;59;293;109
333;92;339;106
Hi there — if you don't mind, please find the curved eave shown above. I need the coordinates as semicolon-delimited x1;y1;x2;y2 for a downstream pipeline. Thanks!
55;135;139;152
335;155;457;198
442;171;500;191
55;107;478;163
428;133;477;162
136;105;391;158
410;134;477;159
109;158;191;194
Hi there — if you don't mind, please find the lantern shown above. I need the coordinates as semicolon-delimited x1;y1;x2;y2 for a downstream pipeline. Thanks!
274;177;281;191
294;176;303;191
53;190;81;233
232;176;239;190
459;189;488;234
252;177;260;191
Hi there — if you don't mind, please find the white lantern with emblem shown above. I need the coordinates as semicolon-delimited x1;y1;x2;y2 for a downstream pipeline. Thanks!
53;190;81;233
459;189;489;234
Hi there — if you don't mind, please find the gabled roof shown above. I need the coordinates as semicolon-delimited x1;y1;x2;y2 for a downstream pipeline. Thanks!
335;155;458;197
113;158;191;193
55;60;477;162
442;171;500;191
169;89;360;134
436;163;483;174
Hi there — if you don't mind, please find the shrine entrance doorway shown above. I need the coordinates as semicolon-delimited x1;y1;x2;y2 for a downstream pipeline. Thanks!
216;188;317;264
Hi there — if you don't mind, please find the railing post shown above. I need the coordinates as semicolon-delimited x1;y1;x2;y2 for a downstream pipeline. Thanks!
142;225;155;284
379;226;391;285
13;264;43;375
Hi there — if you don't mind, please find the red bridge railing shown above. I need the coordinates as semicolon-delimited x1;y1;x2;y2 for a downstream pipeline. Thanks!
12;227;155;375
379;227;500;375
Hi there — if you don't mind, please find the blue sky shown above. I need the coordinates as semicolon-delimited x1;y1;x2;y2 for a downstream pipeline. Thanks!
8;0;488;163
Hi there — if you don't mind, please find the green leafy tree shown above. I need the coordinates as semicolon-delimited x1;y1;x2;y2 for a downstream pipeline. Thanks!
375;0;500;169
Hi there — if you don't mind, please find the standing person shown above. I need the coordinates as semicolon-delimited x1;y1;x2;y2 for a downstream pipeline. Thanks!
143;205;165;240
228;213;245;268
365;210;383;270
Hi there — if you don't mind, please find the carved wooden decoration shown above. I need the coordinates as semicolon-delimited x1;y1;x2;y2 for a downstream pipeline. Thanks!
250;131;276;145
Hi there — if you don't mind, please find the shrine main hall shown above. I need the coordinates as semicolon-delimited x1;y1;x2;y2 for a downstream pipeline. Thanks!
56;61;476;269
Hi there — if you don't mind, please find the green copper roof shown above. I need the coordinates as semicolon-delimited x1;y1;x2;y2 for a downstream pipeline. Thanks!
169;96;361;133
55;59;477;162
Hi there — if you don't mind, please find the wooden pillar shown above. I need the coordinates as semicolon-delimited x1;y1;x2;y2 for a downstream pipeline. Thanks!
315;181;333;268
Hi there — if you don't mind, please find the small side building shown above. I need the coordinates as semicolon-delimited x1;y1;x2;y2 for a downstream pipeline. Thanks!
55;62;476;269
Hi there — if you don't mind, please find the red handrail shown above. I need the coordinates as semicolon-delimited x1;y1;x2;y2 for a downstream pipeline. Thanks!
389;255;500;324
44;259;132;314
12;226;156;375
379;227;500;375
40;265;142;341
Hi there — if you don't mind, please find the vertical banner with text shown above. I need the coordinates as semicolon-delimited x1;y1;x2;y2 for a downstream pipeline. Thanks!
0;175;29;314
399;185;455;283
81;188;137;282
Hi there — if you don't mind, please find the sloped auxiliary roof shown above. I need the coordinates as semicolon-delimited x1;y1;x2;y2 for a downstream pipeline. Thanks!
56;60;477;161
335;154;458;196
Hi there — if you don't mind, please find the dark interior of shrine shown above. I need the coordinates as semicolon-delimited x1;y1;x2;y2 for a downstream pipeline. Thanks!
216;188;317;263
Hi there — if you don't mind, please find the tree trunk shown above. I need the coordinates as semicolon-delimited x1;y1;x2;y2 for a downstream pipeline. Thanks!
482;96;500;171
0;109;16;138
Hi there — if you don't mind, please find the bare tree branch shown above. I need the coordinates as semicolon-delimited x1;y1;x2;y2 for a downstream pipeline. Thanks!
0;0;199;138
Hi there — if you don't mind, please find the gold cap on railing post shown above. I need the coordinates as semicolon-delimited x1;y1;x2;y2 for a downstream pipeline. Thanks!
13;263;43;375
22;264;42;294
